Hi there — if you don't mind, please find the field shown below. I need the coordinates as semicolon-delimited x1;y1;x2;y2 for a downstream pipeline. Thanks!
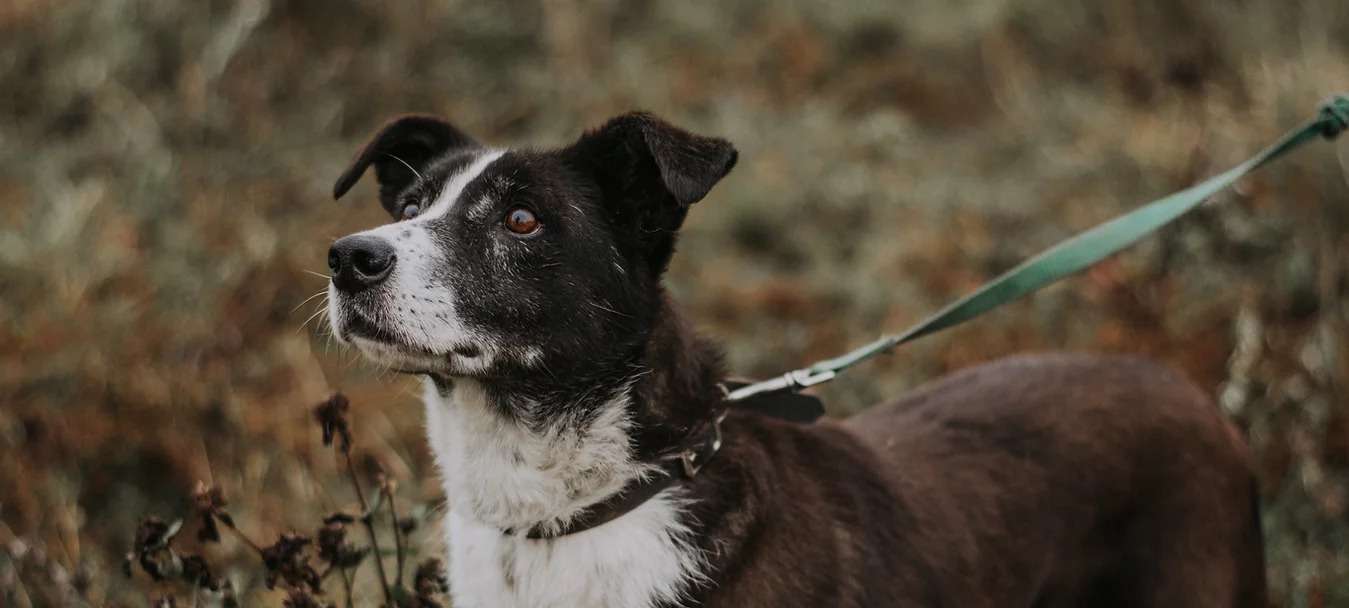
3;1;1349;605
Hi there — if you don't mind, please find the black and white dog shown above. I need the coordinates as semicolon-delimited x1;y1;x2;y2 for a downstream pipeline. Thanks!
327;113;1265;607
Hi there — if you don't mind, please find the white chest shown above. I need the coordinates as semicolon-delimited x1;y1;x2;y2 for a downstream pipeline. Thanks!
443;494;703;608
423;379;705;608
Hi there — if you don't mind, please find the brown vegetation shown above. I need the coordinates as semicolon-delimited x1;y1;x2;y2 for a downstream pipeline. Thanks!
2;1;1347;605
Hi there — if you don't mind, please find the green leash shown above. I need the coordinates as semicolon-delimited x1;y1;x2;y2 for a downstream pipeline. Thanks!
726;95;1349;403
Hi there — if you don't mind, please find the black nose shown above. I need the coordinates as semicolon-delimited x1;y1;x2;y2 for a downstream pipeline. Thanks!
328;235;396;293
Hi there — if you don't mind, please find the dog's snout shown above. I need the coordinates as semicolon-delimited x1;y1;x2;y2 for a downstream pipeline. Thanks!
328;235;396;293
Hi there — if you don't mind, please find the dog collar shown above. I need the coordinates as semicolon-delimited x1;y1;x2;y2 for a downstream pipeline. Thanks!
515;381;824;540
520;410;726;540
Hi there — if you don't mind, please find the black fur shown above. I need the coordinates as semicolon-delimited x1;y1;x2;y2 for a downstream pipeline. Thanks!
330;112;1264;607
333;114;480;215
332;112;735;435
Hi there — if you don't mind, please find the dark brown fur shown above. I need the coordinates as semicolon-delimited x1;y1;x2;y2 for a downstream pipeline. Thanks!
657;346;1264;607
332;111;1265;607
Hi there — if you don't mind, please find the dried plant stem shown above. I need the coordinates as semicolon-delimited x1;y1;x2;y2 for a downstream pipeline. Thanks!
319;563;356;607
340;568;355;608
387;487;407;585
218;514;264;557
342;448;394;605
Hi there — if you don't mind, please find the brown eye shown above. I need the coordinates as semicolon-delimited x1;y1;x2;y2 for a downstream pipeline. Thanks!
505;207;539;235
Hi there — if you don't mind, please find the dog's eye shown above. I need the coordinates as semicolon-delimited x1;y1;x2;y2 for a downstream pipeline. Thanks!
505;207;540;235
400;203;420;220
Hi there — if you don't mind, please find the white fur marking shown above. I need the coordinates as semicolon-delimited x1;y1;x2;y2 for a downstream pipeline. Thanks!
424;152;506;221
330;146;705;604
425;379;705;608
328;151;507;371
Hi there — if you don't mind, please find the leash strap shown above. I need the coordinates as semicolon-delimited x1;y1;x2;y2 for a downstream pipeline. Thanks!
727;95;1349;403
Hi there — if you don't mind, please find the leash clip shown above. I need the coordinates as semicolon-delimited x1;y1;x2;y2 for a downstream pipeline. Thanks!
722;367;838;402
1320;95;1348;139
787;368;836;389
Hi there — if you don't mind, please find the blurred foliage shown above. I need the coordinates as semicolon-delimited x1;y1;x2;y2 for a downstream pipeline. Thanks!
2;0;1348;605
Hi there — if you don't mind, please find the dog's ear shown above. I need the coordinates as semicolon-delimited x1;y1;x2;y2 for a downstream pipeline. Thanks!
567;112;738;272
332;115;478;214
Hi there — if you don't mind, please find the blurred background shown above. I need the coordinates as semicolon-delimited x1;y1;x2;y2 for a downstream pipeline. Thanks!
3;0;1348;605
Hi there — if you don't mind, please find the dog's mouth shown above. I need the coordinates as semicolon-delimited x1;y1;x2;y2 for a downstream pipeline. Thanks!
343;310;402;346
334;304;489;378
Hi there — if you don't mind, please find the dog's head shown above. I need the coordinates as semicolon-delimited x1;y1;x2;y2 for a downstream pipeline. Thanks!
326;112;737;382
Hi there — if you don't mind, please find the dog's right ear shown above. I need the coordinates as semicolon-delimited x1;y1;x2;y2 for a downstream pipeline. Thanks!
332;115;478;213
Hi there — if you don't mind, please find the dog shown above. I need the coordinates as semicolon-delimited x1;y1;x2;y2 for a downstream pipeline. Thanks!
326;112;1266;607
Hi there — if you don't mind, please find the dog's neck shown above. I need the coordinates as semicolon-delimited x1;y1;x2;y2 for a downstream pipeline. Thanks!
425;296;724;534
424;298;725;607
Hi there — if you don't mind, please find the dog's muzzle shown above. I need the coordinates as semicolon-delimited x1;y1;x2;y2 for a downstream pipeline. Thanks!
328;234;395;293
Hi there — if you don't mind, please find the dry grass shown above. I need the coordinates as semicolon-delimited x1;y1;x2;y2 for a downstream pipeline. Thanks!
2;1;1348;605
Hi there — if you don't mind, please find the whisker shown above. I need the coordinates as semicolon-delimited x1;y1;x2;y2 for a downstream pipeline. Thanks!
382;152;424;182
291;289;329;314
303;269;332;280
589;300;632;319
298;306;329;334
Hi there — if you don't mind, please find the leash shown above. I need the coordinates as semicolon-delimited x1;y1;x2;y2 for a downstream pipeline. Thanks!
726;95;1349;404
524;97;1347;541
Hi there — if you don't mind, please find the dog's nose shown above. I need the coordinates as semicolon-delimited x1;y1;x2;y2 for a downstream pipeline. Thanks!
328;235;396;293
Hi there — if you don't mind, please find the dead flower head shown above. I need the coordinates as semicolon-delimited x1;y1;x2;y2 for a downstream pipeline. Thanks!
414;558;450;600
313;392;352;452
316;512;367;569
130;517;182;582
192;481;233;544
261;532;322;592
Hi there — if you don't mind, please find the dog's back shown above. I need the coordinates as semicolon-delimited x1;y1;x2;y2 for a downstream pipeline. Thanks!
326;112;1265;607
845;352;1266;607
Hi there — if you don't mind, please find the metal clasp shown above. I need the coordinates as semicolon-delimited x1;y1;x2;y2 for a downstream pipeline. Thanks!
680;412;726;478
787;368;836;389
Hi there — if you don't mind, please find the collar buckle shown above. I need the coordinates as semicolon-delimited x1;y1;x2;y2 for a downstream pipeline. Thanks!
679;412;725;478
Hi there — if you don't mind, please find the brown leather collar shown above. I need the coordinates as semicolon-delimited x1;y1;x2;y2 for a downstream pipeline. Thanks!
513;380;825;540
520;411;725;540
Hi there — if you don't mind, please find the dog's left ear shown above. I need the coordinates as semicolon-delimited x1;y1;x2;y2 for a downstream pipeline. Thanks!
332;115;479;215
567;112;738;272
